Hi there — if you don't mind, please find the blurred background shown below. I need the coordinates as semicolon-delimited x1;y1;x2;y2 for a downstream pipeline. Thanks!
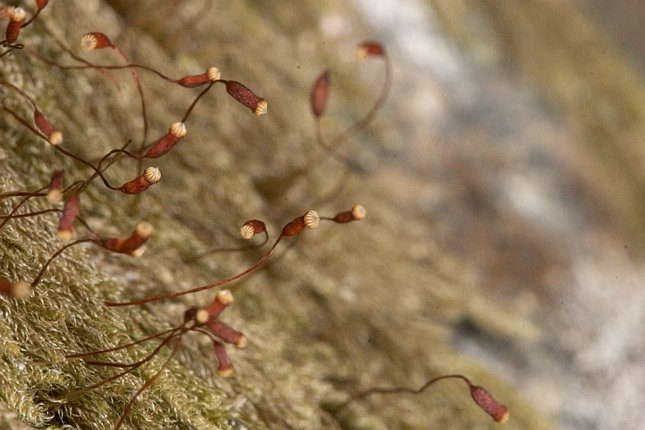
348;1;645;429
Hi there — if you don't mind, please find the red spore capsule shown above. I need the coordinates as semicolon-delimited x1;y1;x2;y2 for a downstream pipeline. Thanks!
144;122;186;158
101;222;153;256
201;290;234;321
212;341;234;377
311;70;330;117
57;192;80;239
80;32;113;51
282;210;320;237
357;41;385;59
225;81;267;115
0;277;31;299
176;67;221;88
207;319;248;349
5;7;26;44
119;167;161;194
470;385;510;423
33;109;63;145
47;170;64;203
240;219;266;240
332;205;366;223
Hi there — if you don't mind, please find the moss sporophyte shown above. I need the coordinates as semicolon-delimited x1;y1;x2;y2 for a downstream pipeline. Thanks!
0;3;509;427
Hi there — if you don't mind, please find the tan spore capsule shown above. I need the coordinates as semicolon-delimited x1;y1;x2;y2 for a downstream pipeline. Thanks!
135;221;154;238
0;278;31;300
79;34;96;51
47;188;63;204
169;122;187;138
330;205;367;223
216;289;234;306
254;99;268;116
351;204;367;220
48;130;63;145
240;224;255;240
216;367;234;378
11;281;31;300
130;246;146;258
80;32;112;51
9;7;26;21
195;309;210;325
143;166;161;184
234;334;248;349
207;67;221;82
304;210;320;229
240;219;266;240
203;289;235;321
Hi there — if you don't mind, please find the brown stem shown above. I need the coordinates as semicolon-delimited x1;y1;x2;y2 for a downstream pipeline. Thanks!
30;238;96;288
104;233;286;307
114;337;183;430
333;374;470;413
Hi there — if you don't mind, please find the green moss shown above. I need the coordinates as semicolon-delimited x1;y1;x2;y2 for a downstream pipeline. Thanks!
1;1;556;429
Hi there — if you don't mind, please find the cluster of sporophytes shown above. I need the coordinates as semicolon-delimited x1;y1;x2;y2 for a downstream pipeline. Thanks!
1;2;508;428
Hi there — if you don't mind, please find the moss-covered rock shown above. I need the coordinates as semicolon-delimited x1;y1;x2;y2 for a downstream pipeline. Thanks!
0;1;563;429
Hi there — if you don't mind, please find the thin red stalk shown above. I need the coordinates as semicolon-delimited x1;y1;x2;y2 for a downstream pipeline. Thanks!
0;192;51;229
187;230;269;263
50;145;121;192
0;188;47;199
66;326;181;359
28;38;216;89
113;337;182;430
316;52;392;163
2;103;49;140
37;26;122;87
105;233;286;307
111;44;148;148
82;330;185;391
334;374;470;413
309;168;352;208
30;238;95;288
21;10;42;29
181;81;216;123
0;44;23;58
0;184;83;232
0;78;38;108
1;105;121;191
95;144;141;166
71;216;101;241
0;208;59;221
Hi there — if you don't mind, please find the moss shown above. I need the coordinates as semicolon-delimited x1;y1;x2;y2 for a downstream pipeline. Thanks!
1;1;556;429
